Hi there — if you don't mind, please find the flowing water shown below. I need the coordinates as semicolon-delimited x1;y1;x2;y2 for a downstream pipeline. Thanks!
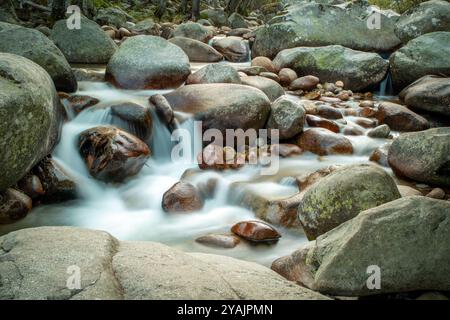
0;63;395;267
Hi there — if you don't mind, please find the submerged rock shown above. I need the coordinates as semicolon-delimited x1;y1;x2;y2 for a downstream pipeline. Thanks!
0;22;77;92
274;196;450;296
231;221;281;243
298;163;401;240
162;182;204;213
274;45;389;92
106;35;190;89
0;53;64;191
388;128;450;187
51;17;118;64
78;126;150;183
0;189;32;224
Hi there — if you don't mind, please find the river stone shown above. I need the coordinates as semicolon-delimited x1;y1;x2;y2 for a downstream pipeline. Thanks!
168;37;223;62
94;7;132;28
388;128;450;187
298;163;401;240
0;188;32;224
0;227;329;300
376;102;429;132
274;196;450;296
278;68;298;87
200;9;228;27
186;63;241;85
252;2;401;59
231;221;281;243
0;22;77;92
266;96;306;140
0;53;63;191
130;18;160;36
162;181;204;213
390;31;450;90
78;126;151;183
296;128;353;156
240;76;285;102
164;84;271;133
252;57;277;74
399;75;450;116
195;234;240;249
51;17;118;64
212;36;249;62
394;0;450;44
228;12;248;29
273;45;389;92
306;115;340;133
172;22;213;43
109;102;153;143
106;35;190;89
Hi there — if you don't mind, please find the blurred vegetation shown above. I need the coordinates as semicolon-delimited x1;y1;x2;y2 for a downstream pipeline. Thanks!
368;0;443;13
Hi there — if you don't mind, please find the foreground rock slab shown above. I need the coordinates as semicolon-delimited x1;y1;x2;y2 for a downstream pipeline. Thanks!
273;196;450;296
0;227;329;300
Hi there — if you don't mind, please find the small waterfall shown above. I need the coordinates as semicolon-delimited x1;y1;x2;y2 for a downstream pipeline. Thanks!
376;71;394;97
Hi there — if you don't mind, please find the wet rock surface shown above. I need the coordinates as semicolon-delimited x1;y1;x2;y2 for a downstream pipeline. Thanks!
162;182;204;213
231;221;281;243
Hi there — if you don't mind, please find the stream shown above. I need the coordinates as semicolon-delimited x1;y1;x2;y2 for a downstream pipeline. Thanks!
0;61;395;267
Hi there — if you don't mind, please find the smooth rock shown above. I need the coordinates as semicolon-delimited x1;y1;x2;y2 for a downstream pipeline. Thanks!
297;128;353;156
162;182;204;213
195;234;240;249
240;76;285;102
231;221;281;243
377;102;429;132
168;36;223;62
0;189;32;224
212;36;249;62
266;96;306;139
186;63;241;85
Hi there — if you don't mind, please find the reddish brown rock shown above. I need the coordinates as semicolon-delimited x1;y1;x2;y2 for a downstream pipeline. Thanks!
195;234;241;248
278;68;297;87
270;144;303;158
17;175;45;200
197;144;243;170
296;165;341;191
290;75;319;91
65;95;100;114
0;189;32;224
359;100;375;108
251;56;277;73
79;126;151;183
377;102;429;132
317;105;343;119
297;128;353;156
343;125;365;136
426;188;446;200
162;181;204;213
306;115;340;133
369;143;391;167
231;220;281;243
354;117;377;128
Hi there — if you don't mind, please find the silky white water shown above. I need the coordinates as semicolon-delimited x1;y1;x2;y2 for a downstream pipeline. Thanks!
0;69;393;267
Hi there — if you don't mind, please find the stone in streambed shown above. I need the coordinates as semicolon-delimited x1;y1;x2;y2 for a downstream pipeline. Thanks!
195;234;240;249
266;96;306;140
289;75;319;91
0;189;32;224
212;36;249;62
388;128;450;187
186;63;241;85
369;143;391;167
172;22;214;43
17;175;45;200
106;35;191;90
51;17;118;64
275;196;450;296
298;163;401;240
296;128;353;156
367;124;391;138
109;102;153;142
149;94;174;125
426;188;446;200
79;126;151;183
0;22;77;92
251;56;277;74
162;182;204;213
306;115;340;133
231;221;281;243
278;68;297;87
376;102;429;132
168;37;223;62
240;76;285;102
65;95;100;114
0;53;64;191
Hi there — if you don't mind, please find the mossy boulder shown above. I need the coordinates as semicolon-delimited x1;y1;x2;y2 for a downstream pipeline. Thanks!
0;22;77;92
0;53;64;191
390;31;450;90
388;128;450;187
273;45;389;92
252;2;401;59
106;35;190;89
51;17;118;64
172;22;213;43
298;163;401;240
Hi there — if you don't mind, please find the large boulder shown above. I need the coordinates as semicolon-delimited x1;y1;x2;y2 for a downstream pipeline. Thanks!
51;17;118;64
164;84;271;133
399;75;450;116
376;102;429;132
106;35;190;89
390;31;450;90
394;0;450;44
172;22;213;43
298;164;401;240
0;227;329;300
388;128;450;187
0;22;77;92
168;37;223;62
212;36;250;62
186;63;241;85
273;196;450;296
241;76;285;102
273;45;389;92
0;53;63;191
252;2;401;59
